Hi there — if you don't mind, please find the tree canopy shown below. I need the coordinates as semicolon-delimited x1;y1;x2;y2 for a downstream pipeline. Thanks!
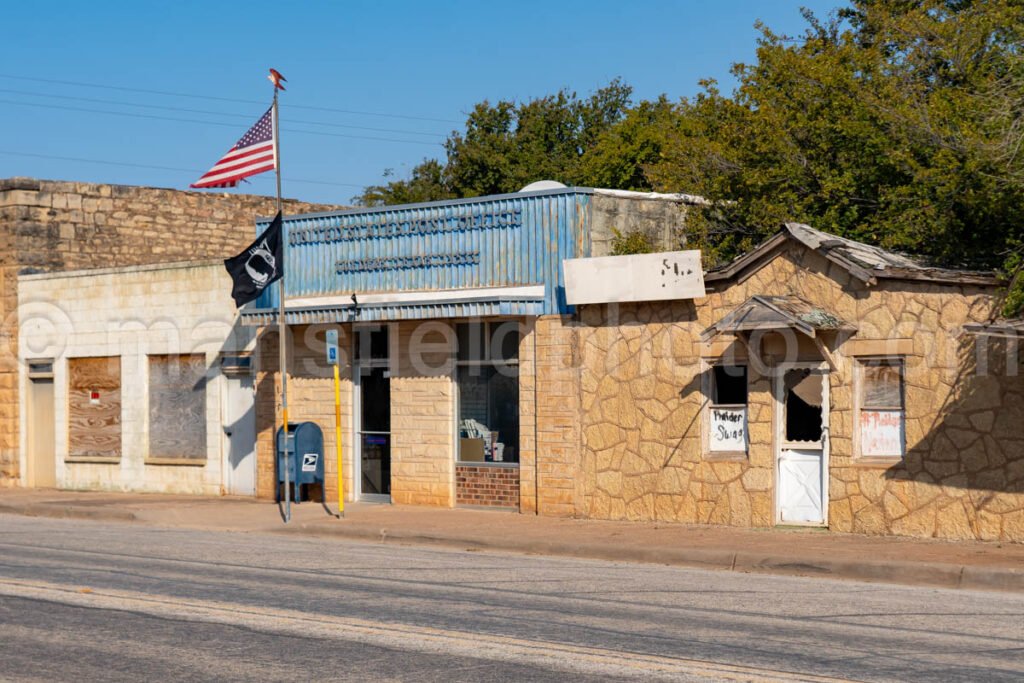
356;0;1024;314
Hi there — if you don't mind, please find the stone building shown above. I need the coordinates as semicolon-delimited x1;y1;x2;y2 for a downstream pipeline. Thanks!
242;187;1023;542
574;223;1019;541
1;177;338;487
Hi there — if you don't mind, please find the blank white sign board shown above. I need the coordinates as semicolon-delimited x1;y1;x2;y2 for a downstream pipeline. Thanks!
563;250;705;305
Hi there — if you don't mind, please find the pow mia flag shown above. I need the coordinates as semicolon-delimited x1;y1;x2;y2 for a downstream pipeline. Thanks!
224;211;284;307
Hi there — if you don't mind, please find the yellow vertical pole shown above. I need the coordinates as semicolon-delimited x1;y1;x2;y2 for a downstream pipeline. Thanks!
334;361;344;517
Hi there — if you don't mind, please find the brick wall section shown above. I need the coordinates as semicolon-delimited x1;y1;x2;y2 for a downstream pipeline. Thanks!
2;177;341;485
456;465;520;507
533;315;583;517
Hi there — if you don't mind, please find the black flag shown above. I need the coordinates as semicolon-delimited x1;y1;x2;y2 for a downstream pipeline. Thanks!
224;211;284;307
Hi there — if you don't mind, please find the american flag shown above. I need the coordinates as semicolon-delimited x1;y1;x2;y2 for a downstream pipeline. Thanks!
191;105;276;188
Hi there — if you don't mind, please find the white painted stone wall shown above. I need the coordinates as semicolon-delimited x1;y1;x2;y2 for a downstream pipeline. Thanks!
18;261;254;495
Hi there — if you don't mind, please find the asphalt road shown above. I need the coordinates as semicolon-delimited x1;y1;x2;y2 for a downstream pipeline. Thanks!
0;515;1022;682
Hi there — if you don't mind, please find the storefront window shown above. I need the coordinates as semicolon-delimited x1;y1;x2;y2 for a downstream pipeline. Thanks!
457;321;520;463
857;358;905;458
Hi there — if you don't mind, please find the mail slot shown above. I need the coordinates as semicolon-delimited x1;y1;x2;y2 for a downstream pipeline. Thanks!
276;422;325;504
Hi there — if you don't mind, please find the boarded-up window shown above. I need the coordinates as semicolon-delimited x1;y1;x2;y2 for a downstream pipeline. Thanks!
858;359;905;458
148;354;207;461
68;357;122;460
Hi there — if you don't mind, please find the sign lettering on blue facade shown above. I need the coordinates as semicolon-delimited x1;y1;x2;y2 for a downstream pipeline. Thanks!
290;208;522;246
336;252;481;274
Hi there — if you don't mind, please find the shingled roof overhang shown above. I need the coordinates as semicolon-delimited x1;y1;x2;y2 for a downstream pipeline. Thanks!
704;223;1001;290
700;295;854;342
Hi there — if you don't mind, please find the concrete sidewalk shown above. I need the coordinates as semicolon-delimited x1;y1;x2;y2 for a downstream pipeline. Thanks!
2;488;1022;592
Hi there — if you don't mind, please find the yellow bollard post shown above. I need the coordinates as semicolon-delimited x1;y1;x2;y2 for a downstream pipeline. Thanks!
334;361;344;517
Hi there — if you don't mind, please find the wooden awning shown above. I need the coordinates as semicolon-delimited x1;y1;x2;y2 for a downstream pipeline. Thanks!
700;295;853;342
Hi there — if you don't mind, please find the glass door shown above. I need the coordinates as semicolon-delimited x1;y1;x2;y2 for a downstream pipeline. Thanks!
354;326;391;501
359;366;391;498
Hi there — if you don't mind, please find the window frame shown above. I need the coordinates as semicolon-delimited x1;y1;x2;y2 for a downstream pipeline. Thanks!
702;360;750;460
854;356;907;461
455;320;520;466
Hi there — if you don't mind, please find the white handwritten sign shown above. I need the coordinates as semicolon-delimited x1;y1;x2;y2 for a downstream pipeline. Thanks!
563;251;705;305
710;407;746;452
860;410;904;456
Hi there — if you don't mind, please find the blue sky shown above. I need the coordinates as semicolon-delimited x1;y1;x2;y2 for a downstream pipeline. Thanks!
2;1;843;205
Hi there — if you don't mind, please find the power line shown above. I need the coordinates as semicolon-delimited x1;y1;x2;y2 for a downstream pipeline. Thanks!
0;150;369;189
0;73;463;125
0;99;441;147
0;87;446;138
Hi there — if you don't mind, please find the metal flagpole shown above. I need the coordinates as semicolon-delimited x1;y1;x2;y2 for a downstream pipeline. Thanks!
273;84;291;523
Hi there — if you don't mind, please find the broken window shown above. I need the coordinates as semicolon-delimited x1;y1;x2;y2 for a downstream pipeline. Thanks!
708;365;748;453
783;369;824;443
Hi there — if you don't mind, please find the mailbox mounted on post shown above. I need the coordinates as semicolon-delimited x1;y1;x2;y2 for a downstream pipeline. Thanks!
276;422;325;503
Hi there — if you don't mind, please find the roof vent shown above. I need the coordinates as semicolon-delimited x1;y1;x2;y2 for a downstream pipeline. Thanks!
519;180;567;192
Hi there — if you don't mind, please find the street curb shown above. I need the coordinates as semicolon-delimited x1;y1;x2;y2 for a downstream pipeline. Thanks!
0;502;137;524
279;522;1024;592
3;502;1022;592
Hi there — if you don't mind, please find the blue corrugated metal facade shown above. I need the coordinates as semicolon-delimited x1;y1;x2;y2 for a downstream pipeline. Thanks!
244;188;594;323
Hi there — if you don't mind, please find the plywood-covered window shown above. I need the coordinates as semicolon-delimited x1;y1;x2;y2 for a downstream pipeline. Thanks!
148;354;208;462
68;356;122;461
857;359;905;458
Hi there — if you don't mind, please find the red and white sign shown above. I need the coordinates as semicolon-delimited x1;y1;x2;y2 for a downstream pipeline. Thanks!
860;409;903;456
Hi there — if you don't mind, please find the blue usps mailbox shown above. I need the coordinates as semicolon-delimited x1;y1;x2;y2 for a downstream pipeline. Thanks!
276;422;325;503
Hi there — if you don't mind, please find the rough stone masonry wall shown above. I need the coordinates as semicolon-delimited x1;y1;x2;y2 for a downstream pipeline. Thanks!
571;243;1024;542
1;177;340;486
588;193;693;256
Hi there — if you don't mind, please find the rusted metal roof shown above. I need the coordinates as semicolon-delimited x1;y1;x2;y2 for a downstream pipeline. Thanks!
962;319;1024;337
700;295;853;342
706;223;1000;288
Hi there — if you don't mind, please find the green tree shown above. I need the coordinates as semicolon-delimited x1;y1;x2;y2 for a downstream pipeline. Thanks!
357;159;452;206
354;80;637;203
649;0;1024;313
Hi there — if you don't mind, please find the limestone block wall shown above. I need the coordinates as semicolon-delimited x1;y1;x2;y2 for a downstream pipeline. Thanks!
570;242;1023;542
2;177;340;486
532;315;583;517
254;324;355;502
389;321;455;507
517;317;538;513
17;262;251;494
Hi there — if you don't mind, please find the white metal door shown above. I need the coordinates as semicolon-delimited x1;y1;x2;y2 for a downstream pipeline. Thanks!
222;374;256;496
776;366;829;525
